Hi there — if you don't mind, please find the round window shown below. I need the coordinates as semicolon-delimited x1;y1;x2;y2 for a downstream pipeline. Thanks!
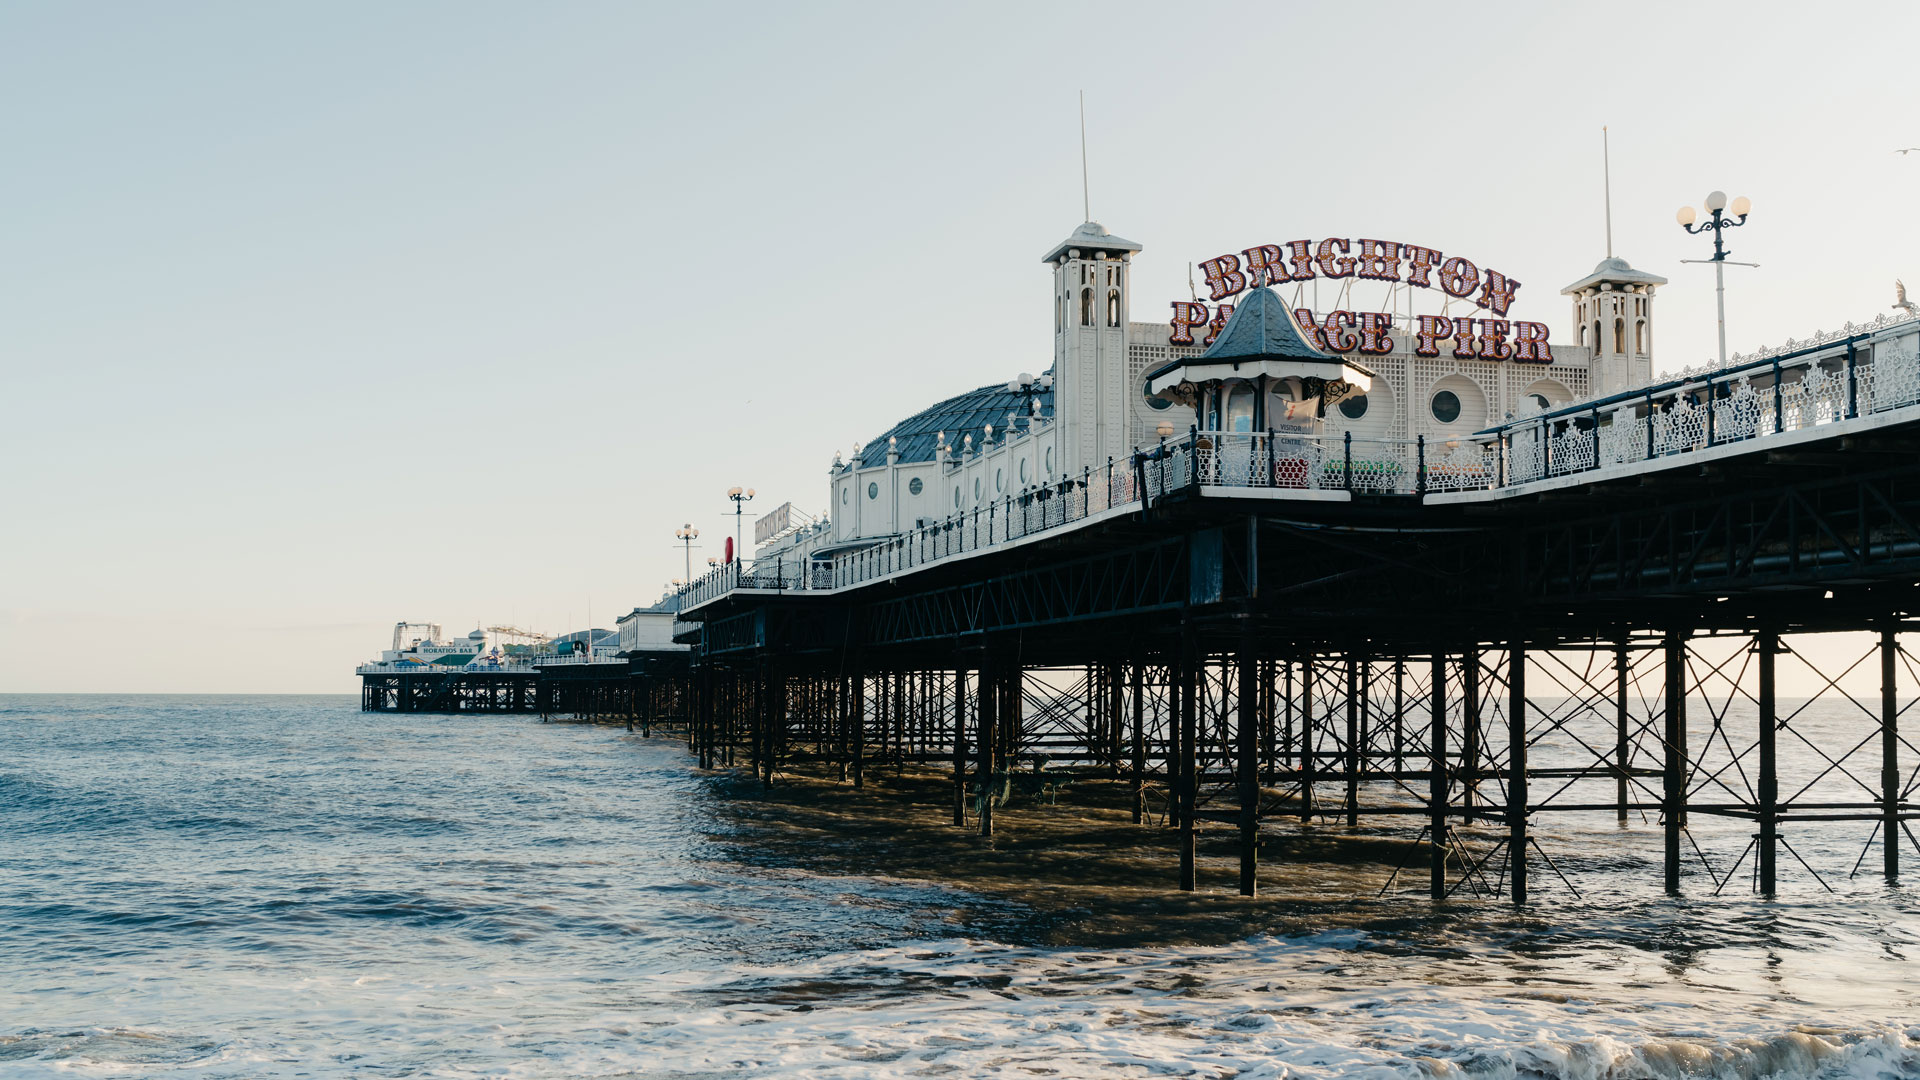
1019;460;1029;484
1145;378;1172;410
954;486;961;508
1044;447;1054;476
841;487;849;505
974;477;982;499
867;482;879;500
908;477;923;496
1339;394;1368;420
1431;390;1462;425
995;468;1003;492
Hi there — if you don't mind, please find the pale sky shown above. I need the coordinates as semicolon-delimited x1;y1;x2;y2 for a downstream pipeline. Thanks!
4;2;1919;693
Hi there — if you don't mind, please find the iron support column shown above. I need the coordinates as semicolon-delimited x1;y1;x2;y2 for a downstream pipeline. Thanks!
1462;650;1480;823
1884;625;1901;881
1615;639;1630;823
1179;645;1198;892
764;665;783;789
1283;660;1295;772
1299;658;1315;823
1345;654;1360;827
1130;661;1146;825
952;668;968;827
1238;647;1259;897
1663;633;1688;894
1168;654;1183;830
1508;642;1527;904
976;659;996;836
1393;659;1406;774
851;672;866;790
1758;628;1778;894
1430;651;1448;900
1259;659;1276;786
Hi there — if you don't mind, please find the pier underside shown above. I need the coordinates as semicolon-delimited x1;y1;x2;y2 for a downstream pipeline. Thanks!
671;429;1920;901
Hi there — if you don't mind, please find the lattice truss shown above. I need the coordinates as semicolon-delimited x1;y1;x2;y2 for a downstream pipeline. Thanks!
1656;632;1920;894
712;629;1914;901
1035;637;1917;900
1007;665;1178;814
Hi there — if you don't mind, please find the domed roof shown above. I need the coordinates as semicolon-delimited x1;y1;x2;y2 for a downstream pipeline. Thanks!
849;379;1055;470
1041;220;1142;263
1561;255;1668;294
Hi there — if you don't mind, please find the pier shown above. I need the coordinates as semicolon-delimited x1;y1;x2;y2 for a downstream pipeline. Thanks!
355;227;1920;902
660;314;1920;901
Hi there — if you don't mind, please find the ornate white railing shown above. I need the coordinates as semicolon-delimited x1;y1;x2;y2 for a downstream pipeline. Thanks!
532;650;626;666
355;661;539;674
677;319;1920;611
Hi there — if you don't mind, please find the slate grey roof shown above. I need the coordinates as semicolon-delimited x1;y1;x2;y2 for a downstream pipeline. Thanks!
849;380;1056;471
1561;256;1669;294
1041;221;1142;263
1142;285;1333;385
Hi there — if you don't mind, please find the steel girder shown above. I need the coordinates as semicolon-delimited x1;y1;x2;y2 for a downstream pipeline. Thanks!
865;534;1211;645
1525;460;1920;601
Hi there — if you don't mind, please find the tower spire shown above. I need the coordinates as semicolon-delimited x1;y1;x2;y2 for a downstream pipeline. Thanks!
1602;125;1614;259
1079;90;1090;222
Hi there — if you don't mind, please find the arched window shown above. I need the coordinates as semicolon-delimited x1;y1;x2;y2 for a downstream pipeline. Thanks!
1635;320;1647;355
1106;289;1120;327
1081;288;1093;326
1225;383;1255;432
1577;324;1586;347
1056;292;1063;331
1593;322;1602;353
1613;317;1626;353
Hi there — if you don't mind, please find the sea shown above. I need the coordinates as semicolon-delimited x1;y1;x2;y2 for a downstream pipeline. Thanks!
2;694;1916;1079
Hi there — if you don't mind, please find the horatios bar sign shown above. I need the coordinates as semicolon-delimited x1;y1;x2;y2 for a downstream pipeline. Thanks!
1168;237;1554;363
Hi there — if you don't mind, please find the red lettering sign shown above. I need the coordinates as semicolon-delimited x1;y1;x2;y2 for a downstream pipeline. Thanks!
1168;301;1210;345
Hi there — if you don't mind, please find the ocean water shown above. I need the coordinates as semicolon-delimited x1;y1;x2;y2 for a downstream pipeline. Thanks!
1;694;1917;1079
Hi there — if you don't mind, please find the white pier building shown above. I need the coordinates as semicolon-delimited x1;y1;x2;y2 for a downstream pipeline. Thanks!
696;216;1918;610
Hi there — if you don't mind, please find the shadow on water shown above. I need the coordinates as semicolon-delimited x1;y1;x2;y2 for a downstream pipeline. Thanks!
699;760;1918;967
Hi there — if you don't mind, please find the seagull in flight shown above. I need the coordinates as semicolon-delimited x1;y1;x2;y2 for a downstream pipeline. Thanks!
1899;148;1920;155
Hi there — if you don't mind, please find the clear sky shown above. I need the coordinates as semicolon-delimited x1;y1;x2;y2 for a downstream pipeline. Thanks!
4;1;1918;693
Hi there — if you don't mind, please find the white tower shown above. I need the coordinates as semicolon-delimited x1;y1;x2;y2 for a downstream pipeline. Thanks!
1561;257;1668;396
1043;222;1141;476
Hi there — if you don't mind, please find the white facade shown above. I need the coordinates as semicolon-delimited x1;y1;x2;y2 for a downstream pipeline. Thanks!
771;224;1648;562
617;606;689;653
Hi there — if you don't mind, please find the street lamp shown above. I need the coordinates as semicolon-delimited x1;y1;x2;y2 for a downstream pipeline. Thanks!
727;486;755;561
1676;190;1755;368
675;524;699;583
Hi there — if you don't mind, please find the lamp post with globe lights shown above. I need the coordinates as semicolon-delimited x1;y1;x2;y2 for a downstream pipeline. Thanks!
727;487;755;563
1676;191;1754;368
674;524;699;584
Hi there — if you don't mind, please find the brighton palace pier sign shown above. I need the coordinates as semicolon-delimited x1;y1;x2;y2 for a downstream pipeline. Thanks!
1168;237;1554;363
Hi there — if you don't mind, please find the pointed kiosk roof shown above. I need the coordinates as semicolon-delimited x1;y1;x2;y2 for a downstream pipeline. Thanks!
1144;284;1373;396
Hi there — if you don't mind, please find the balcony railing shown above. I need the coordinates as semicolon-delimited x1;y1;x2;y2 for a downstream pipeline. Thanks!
532;649;626;666
677;318;1920;611
355;661;539;675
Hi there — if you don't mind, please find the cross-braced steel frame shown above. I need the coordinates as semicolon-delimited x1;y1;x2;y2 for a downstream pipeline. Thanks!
667;438;1920;902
